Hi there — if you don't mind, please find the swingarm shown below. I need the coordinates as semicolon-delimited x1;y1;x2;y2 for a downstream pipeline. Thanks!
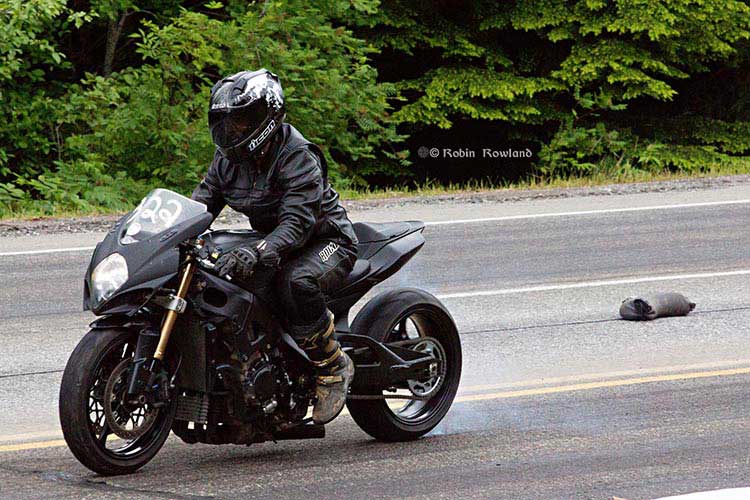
340;333;445;400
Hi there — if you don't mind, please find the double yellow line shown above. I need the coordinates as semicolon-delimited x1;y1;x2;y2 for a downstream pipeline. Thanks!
454;365;750;402
3;363;750;454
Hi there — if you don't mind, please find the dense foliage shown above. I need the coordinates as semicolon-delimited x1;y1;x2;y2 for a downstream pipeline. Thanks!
357;0;750;179
2;0;750;215
0;0;402;213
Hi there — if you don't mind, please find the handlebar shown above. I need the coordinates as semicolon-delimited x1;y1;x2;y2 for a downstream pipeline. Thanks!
188;238;233;281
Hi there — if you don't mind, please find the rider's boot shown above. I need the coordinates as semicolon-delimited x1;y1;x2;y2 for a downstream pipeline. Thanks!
298;310;354;424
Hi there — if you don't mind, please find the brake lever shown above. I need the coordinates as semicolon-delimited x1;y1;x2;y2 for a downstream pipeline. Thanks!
196;256;234;281
197;257;216;270
194;244;234;281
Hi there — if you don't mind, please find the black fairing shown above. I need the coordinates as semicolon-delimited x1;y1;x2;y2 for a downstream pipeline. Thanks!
84;211;213;315
173;269;261;393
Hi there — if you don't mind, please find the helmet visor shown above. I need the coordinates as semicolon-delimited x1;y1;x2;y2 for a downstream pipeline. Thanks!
209;100;269;148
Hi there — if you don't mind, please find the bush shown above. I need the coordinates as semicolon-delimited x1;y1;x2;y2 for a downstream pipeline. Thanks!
357;0;750;179
0;0;404;215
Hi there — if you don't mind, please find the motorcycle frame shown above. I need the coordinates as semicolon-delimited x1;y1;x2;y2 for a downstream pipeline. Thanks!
90;257;440;404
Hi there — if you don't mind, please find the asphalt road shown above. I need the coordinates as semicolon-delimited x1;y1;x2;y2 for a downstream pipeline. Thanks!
1;185;750;499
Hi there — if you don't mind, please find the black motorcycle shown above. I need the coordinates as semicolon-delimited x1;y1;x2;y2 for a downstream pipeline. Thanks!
59;189;461;475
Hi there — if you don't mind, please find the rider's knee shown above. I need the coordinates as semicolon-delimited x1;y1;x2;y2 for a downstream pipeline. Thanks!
275;266;319;299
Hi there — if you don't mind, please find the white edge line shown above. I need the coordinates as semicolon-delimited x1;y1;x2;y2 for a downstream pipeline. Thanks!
424;199;750;226
3;199;749;257
655;487;750;500
436;269;750;299
0;246;96;257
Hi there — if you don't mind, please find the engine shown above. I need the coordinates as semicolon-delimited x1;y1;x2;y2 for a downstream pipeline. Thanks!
241;355;284;414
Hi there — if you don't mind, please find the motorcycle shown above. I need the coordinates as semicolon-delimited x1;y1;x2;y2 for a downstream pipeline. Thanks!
59;188;461;475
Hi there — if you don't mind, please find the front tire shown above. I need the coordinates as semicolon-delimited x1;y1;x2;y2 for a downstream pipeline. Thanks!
59;328;175;475
346;288;462;441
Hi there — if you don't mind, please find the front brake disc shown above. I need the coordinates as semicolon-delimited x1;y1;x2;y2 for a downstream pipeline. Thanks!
104;358;158;440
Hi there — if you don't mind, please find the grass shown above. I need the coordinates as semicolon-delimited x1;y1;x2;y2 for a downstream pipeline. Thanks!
2;167;748;221
338;166;750;201
0;205;126;222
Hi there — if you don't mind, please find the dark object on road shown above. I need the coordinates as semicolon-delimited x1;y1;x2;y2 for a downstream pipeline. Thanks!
620;292;696;320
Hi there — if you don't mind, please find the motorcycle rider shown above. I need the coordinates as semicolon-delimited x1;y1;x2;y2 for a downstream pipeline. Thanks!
191;69;358;424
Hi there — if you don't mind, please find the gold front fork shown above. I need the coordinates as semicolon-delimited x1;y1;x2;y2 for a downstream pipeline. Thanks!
153;260;196;360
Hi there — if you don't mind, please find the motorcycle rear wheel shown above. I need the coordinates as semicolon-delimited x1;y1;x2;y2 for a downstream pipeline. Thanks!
346;288;461;441
59;328;176;475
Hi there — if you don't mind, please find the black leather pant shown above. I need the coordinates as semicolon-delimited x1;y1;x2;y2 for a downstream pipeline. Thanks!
258;237;356;340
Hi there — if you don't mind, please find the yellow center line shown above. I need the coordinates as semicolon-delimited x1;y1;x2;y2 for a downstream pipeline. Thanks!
457;359;750;394
0;439;67;453
454;366;750;403
3;365;750;454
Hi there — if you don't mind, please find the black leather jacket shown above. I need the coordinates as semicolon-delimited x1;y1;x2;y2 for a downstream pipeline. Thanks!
192;123;358;259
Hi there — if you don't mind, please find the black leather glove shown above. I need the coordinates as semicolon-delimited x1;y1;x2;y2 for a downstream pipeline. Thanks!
215;246;259;281
254;239;281;268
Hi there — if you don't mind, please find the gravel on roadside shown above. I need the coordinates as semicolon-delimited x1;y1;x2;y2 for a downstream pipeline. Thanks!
2;174;749;237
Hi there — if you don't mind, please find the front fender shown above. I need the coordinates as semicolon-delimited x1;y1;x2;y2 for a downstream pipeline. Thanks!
89;315;145;330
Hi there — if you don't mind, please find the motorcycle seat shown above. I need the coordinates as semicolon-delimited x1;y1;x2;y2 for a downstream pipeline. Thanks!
353;221;411;244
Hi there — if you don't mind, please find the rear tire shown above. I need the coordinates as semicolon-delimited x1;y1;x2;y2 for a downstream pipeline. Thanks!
59;328;175;475
346;288;461;441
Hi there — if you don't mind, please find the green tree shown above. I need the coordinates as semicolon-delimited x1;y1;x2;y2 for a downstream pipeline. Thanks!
0;0;404;214
359;0;750;176
4;0;750;215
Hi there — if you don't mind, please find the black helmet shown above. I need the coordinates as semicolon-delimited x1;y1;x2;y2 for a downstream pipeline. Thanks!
208;69;285;162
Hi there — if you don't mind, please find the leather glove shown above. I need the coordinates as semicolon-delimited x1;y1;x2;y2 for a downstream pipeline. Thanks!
254;239;280;268
215;246;259;281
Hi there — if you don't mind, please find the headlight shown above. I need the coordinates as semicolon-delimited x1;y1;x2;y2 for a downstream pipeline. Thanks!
91;253;128;305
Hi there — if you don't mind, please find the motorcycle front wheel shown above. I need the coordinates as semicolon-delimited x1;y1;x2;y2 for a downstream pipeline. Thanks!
59;328;176;475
